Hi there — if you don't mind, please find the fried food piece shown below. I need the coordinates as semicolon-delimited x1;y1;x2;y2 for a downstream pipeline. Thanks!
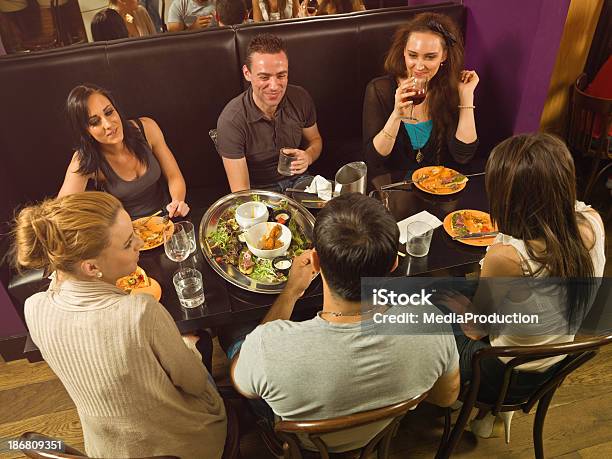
260;224;282;250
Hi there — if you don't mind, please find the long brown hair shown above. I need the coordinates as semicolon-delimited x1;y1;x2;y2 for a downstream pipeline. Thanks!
384;13;464;161
261;0;288;18
316;0;356;15
486;133;594;279
11;192;123;275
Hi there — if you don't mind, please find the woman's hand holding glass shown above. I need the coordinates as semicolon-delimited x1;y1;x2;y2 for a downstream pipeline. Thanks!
394;79;416;121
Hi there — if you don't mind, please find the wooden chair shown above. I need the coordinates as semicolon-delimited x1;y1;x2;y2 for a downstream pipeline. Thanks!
259;392;428;459
435;334;612;459
566;73;612;200
18;432;178;459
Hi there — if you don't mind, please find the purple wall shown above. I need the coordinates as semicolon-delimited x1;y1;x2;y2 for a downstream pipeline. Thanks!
408;0;570;153
0;283;26;337
0;164;26;339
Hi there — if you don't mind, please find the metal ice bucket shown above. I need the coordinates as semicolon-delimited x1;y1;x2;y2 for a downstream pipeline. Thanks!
334;161;367;195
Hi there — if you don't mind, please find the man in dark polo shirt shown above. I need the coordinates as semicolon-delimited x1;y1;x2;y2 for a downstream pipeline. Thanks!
216;34;323;192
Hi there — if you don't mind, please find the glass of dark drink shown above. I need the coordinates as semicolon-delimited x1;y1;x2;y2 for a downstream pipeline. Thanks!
401;77;427;121
306;0;318;15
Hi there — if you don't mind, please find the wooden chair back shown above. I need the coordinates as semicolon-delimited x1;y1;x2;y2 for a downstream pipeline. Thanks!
567;73;612;160
436;334;612;459
272;391;428;459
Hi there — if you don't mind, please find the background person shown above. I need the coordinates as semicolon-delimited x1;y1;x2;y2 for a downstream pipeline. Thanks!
363;12;478;179
12;192;226;458
167;0;216;32
252;0;299;22
90;8;129;42
216;0;248;26
58;84;189;219
298;0;364;17
108;0;157;37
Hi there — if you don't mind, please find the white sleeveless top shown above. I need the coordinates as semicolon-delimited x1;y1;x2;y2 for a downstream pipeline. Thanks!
485;201;606;371
259;0;294;21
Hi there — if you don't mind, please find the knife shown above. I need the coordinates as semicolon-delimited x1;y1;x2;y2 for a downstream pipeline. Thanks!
453;231;499;240
380;177;426;190
285;188;339;198
380;171;486;191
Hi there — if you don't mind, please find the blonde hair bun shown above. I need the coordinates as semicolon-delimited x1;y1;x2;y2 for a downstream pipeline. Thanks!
12;192;123;274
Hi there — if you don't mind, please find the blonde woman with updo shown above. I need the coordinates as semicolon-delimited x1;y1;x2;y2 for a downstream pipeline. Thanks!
12;192;226;459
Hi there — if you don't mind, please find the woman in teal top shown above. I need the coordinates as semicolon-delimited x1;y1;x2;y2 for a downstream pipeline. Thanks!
363;12;479;178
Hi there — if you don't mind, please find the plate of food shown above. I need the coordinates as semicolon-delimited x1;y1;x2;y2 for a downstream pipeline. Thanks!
412;166;468;195
200;190;316;294
443;209;498;247
116;266;162;301
132;216;174;251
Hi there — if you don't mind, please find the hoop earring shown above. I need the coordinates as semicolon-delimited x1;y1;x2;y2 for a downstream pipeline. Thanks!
96;272;103;278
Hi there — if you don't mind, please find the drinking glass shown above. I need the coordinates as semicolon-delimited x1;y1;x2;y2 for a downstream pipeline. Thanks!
306;0;318;15
405;221;434;257
277;147;296;176
402;77;427;121
176;221;197;254
173;268;205;308
164;222;192;262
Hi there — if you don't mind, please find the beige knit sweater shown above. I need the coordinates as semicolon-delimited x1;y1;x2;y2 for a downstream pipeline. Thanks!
24;276;226;459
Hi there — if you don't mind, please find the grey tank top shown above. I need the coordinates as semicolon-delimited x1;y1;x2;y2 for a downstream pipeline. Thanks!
97;119;169;218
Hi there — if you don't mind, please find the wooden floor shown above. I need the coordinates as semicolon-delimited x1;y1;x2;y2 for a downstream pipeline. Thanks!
1;339;611;459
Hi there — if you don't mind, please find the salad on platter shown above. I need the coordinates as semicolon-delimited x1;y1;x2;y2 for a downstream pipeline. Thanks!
206;197;311;284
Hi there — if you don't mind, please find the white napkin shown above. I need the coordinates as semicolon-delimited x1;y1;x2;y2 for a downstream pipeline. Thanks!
304;175;333;201
397;211;443;244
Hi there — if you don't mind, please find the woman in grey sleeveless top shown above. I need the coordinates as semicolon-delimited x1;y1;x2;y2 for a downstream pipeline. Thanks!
58;84;189;219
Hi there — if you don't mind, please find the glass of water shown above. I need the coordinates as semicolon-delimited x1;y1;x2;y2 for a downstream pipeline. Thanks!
176;221;197;254
173;268;205;308
405;221;434;257
277;147;296;176
164;222;192;262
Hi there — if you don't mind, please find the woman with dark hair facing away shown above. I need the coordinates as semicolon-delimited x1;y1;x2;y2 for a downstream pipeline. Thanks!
438;133;605;442
90;8;129;42
12;192;226;458
363;12;479;178
58;84;189;218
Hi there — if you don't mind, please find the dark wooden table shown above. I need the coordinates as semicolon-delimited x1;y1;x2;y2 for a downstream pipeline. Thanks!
371;173;489;278
137;207;322;333
139;169;489;330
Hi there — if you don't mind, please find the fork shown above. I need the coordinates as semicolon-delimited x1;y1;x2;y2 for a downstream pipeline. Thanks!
139;210;162;226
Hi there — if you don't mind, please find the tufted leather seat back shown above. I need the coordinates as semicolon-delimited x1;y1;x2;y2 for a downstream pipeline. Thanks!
0;3;464;225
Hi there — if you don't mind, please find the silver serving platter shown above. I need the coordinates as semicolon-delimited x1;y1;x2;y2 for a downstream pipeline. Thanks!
199;190;316;294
